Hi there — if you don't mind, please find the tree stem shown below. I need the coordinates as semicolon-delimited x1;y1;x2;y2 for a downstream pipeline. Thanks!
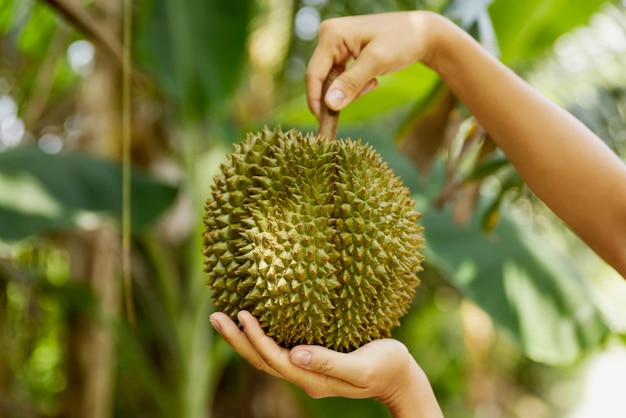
317;66;342;141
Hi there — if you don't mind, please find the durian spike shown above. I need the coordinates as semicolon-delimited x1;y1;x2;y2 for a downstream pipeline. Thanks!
317;66;342;142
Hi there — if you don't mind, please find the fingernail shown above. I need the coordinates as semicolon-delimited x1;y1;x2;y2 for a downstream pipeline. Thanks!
236;311;246;329
209;316;221;333
291;349;312;367
325;89;346;109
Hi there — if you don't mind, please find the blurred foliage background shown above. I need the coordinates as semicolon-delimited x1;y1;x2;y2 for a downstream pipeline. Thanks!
1;0;626;417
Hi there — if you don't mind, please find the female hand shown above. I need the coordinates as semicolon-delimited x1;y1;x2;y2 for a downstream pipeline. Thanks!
306;11;443;117
210;311;443;418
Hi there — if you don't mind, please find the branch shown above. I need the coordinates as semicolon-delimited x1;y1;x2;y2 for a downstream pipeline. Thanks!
40;0;124;67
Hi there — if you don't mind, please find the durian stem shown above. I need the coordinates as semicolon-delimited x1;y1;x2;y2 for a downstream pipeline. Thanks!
317;66;342;141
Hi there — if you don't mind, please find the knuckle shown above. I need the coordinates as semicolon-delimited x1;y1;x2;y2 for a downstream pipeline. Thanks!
364;45;390;65
304;385;327;399
317;19;339;38
304;69;317;84
250;359;267;372
306;389;323;399
355;365;377;387
250;361;267;372
338;74;362;94
314;357;333;374
262;356;279;372
247;353;277;374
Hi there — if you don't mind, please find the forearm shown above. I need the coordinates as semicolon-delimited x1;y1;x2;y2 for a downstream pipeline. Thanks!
422;13;626;276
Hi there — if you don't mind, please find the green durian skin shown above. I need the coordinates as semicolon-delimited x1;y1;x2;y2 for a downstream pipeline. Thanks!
203;126;424;352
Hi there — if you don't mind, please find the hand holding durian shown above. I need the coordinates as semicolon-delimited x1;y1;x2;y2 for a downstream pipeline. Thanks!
210;9;626;418
210;310;441;418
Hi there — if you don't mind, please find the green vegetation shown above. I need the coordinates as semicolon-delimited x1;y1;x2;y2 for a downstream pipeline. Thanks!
0;0;624;417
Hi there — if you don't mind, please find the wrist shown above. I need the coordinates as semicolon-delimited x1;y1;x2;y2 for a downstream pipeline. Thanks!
410;11;464;74
379;355;443;418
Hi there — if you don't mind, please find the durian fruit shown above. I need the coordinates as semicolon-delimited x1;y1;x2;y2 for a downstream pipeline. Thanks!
203;125;424;352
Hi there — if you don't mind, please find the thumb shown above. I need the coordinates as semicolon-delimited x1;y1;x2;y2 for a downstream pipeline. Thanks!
324;54;379;111
290;345;368;384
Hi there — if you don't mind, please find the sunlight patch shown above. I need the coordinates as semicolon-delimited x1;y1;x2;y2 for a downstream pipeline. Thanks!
0;172;61;218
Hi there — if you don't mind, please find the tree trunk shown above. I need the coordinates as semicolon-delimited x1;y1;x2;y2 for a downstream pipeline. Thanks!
61;0;124;417
62;228;120;418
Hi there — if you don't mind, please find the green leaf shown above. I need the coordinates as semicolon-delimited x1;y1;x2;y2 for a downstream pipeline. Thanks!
466;155;510;181
135;0;254;120
422;201;610;365
489;0;610;64
0;0;58;58
0;147;178;241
